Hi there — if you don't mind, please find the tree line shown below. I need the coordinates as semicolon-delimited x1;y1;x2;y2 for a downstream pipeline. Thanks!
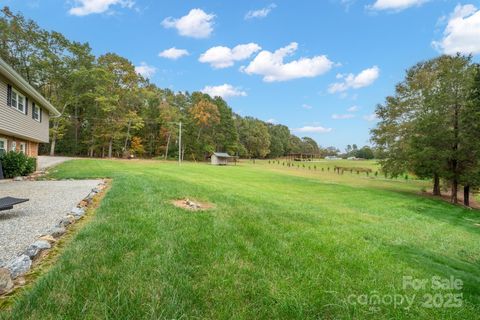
372;55;480;206
344;144;374;160
0;7;341;161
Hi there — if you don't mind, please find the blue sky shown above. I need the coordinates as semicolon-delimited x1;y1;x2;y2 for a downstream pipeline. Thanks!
3;0;480;150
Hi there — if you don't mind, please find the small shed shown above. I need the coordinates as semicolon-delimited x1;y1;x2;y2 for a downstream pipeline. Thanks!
211;152;231;165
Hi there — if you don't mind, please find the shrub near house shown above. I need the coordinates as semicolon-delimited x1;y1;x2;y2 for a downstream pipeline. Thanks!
0;151;36;178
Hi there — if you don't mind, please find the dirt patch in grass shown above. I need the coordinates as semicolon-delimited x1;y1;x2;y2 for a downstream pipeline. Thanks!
172;198;214;211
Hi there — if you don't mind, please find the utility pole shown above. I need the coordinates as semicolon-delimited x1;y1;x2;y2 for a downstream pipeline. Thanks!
178;122;182;166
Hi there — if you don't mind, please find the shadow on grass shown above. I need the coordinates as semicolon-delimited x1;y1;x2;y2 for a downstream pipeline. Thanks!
394;193;480;235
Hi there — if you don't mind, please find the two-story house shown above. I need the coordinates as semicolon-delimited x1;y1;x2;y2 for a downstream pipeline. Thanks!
0;57;60;157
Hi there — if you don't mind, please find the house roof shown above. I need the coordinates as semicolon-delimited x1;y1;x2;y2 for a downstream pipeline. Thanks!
0;57;61;116
213;152;231;158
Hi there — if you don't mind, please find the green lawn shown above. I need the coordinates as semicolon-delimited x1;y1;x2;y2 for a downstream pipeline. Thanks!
1;159;479;319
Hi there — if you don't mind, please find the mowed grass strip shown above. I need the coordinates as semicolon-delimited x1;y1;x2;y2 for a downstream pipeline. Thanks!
1;159;479;319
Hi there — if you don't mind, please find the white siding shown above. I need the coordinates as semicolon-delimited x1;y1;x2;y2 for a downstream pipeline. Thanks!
0;75;50;143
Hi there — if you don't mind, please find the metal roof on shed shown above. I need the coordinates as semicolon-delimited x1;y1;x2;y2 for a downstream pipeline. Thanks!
212;152;231;158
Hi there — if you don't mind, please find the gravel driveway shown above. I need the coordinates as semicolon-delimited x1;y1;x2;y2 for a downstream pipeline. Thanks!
0;180;101;266
37;156;77;171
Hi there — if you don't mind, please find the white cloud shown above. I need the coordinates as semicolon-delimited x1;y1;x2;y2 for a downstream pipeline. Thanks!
332;113;355;119
245;3;277;19
158;47;189;60
347;105;360;112
294;126;332;133
328;66;380;93
363;113;378;122
199;43;261;69
266;118;278;124
302;104;313;109
162;9;215;39
432;4;480;55
69;0;134;16
242;42;334;82
201;84;247;99
135;62;156;79
368;0;427;11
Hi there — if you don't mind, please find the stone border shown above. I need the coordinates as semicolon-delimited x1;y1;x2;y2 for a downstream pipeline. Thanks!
0;180;108;296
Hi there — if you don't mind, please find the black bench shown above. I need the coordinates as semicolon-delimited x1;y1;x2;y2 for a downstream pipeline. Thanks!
0;197;29;211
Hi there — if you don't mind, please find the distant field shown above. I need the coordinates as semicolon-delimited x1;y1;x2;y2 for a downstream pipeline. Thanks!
255;159;429;193
1;159;479;319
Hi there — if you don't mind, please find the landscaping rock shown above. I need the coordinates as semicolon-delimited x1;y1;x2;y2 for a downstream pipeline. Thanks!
50;227;66;238
6;255;31;279
186;199;200;209
33;240;51;250
24;245;39;258
57;215;75;227
0;268;13;294
72;214;83;221
39;235;57;244
13;176;23;181
79;200;89;207
91;187;101;194
71;207;85;216
24;240;51;259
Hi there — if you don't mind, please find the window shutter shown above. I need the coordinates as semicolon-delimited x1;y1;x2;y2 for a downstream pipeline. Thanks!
32;102;35;119
7;84;12;106
39;108;42;123
25;97;28;115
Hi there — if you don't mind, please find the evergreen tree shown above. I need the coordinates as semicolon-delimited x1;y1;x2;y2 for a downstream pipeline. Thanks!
372;55;478;204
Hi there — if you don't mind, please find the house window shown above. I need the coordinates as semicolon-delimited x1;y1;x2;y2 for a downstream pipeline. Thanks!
11;141;16;152
0;138;6;156
11;89;26;114
32;104;41;121
20;142;26;154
